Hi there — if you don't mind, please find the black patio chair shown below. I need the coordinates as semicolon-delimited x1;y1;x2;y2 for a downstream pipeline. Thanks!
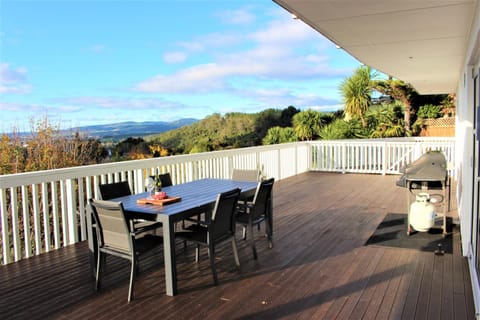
89;198;163;303
99;181;162;234
235;178;274;259
149;172;173;188
175;188;241;285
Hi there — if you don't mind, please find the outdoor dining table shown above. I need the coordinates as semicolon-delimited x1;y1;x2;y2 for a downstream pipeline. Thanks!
111;178;258;296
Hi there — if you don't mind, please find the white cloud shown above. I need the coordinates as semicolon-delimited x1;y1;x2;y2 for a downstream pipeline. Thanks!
248;16;320;45
135;13;348;94
87;44;107;53
237;86;341;110
0;101;28;111
310;104;343;112
56;96;179;110
216;8;256;25
0;63;31;94
0;101;82;113
163;52;187;64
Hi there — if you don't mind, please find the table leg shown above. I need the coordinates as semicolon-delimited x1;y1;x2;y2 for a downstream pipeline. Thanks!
163;219;177;296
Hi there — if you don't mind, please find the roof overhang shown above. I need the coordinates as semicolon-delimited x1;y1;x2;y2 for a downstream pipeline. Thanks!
273;0;477;94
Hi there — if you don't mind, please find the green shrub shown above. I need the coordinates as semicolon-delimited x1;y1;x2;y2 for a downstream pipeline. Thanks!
417;104;442;119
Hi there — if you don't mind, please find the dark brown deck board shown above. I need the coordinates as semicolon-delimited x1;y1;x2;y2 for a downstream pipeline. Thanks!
0;172;474;320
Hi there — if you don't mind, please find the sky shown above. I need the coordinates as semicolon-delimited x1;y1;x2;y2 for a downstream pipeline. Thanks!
0;0;361;133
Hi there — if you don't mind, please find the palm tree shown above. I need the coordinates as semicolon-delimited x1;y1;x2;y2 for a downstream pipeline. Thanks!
339;66;373;127
367;104;405;138
292;110;323;141
263;126;297;145
371;78;416;135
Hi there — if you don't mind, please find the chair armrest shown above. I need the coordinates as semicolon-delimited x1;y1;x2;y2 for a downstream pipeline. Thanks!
132;221;162;234
191;219;211;227
237;202;254;213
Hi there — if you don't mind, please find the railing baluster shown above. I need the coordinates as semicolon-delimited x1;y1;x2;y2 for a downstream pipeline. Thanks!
41;182;51;252
31;184;42;255
10;187;21;261
60;180;68;246
78;178;86;241
21;185;32;258
51;181;60;249
0;188;11;264
65;178;78;245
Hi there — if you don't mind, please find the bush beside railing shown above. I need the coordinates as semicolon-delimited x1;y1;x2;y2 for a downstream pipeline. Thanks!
0;137;455;265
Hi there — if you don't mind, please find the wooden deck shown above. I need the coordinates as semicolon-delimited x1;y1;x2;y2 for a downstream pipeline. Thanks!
0;172;475;319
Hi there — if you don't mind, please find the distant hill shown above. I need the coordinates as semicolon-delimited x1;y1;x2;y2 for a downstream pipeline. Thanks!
147;107;301;155
75;119;198;141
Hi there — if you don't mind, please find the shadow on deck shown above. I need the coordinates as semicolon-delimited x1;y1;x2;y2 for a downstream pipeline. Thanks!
0;172;474;319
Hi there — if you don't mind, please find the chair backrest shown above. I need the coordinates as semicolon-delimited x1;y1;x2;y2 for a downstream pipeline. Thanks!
99;181;132;200
250;178;275;219
149;173;173;187
89;199;133;254
210;188;241;242
231;169;260;182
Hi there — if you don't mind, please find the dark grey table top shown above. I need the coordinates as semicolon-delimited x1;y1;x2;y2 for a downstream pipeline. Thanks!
115;178;258;222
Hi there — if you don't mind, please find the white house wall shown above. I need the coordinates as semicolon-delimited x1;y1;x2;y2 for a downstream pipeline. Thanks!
457;1;480;314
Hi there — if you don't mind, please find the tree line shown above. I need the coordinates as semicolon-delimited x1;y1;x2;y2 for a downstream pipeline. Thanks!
1;67;453;175
0;118;107;175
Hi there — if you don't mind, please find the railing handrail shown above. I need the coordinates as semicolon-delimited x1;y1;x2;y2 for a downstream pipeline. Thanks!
0;137;455;265
0;142;305;188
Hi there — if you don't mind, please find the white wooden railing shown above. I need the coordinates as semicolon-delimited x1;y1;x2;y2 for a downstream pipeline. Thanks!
0;137;455;265
310;137;455;176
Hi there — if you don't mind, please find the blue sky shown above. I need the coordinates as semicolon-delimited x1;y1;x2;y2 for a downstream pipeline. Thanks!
0;0;361;133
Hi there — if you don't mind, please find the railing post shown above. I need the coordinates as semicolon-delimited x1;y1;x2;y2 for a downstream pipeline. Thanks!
342;143;346;174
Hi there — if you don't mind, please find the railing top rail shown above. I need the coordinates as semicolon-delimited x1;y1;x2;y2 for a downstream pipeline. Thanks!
0;137;455;188
0;141;309;188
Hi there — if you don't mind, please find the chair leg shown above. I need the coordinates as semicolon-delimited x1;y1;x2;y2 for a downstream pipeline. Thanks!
242;226;247;240
95;251;102;291
128;258;136;303
249;223;258;260
195;244;200;263
265;220;273;249
231;237;240;267
208;245;218;285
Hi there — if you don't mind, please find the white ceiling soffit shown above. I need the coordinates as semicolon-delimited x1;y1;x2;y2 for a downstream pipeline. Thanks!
273;0;477;94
